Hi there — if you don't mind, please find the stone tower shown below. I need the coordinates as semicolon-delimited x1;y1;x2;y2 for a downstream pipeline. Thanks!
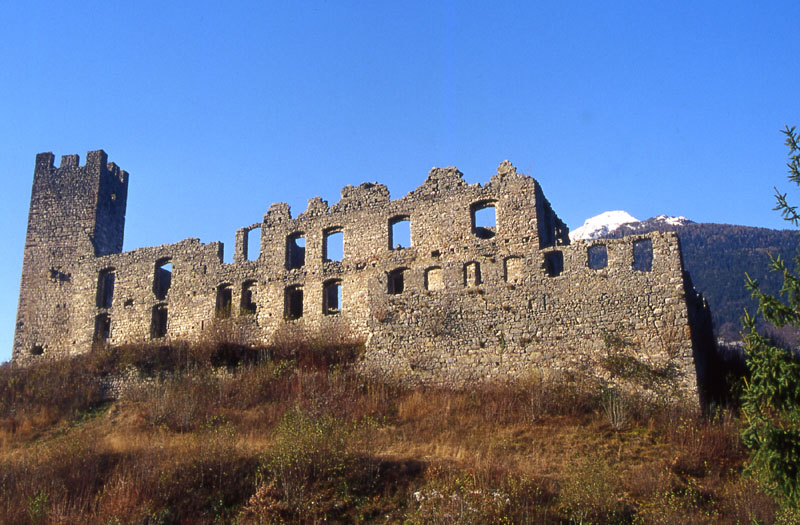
12;150;129;360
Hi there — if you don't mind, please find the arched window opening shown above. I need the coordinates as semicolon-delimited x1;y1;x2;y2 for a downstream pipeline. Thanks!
285;285;304;320
633;239;653;272
504;256;522;283
153;258;173;300
30;345;44;356
151;304;168;338
97;268;116;308
388;268;406;294
588;245;608;270
216;283;233;319
246;227;262;261
464;262;481;286
425;267;444;291
323;279;343;315
471;201;497;239
544;251;564;277
241;281;257;315
323;228;344;261
286;233;306;269
389;216;411;250
94;313;111;343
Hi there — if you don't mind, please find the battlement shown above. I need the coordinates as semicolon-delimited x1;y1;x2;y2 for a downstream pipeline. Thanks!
12;152;712;401
35;150;129;184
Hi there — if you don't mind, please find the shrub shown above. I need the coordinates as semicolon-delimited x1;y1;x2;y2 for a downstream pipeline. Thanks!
247;406;356;521
559;455;625;523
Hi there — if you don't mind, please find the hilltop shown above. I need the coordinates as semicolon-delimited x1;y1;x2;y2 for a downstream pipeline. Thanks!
0;335;787;524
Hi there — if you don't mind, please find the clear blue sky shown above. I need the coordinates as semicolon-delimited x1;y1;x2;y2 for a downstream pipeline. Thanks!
1;2;799;363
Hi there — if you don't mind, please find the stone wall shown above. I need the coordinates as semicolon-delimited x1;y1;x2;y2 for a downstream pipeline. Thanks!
13;151;711;399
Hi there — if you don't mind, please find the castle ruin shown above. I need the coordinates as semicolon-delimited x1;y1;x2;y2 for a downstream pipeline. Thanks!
13;151;712;397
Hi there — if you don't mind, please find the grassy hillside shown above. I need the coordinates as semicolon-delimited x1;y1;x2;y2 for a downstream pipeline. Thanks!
0;336;795;524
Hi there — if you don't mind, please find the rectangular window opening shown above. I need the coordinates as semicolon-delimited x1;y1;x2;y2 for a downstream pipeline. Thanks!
464;262;481;286
286;233;306;269
633;239;653;272
471;201;497;239
544;251;564;277
504;256;522;283
588;245;608;270
388;268;406;294
246;227;262;261
285;285;304;320
154;259;173;300
323;229;344;261
389;216;411;250
323;280;342;314
94;314;111;343
151;305;168;338
425;267;444;291
97;269;115;308
216;284;233;318
241;281;257;315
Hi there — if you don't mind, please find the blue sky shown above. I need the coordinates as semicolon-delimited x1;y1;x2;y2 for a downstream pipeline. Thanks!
1;2;798;363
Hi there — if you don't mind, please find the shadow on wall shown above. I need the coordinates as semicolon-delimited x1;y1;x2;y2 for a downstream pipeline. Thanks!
683;271;722;408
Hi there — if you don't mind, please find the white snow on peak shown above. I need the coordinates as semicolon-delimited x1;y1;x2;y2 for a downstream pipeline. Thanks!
570;210;640;241
653;214;690;226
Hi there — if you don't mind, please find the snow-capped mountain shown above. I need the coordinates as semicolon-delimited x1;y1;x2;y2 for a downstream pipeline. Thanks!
569;211;693;241
569;211;640;241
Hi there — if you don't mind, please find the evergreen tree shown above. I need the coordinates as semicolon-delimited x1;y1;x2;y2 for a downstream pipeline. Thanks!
741;126;800;509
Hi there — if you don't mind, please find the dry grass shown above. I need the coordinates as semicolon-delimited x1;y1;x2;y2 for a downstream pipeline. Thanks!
0;332;787;523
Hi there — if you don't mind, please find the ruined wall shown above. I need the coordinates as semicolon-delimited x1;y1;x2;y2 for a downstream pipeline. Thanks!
13;151;707;398
363;233;697;394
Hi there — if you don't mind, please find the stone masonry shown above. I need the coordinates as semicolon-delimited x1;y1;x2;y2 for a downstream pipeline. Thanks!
13;151;712;398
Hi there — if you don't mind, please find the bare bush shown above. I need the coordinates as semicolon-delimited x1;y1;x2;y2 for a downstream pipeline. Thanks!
601;388;629;430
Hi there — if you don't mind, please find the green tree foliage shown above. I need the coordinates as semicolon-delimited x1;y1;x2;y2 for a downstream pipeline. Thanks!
741;126;800;509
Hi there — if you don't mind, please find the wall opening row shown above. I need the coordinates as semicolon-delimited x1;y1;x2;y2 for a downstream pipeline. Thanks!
100;239;643;322
96;259;173;310
284;279;342;320
587;239;653;271
285;228;345;270
387;258;523;294
387;255;561;295
215;281;258;318
96;304;170;343
282;200;498;270
379;244;658;293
